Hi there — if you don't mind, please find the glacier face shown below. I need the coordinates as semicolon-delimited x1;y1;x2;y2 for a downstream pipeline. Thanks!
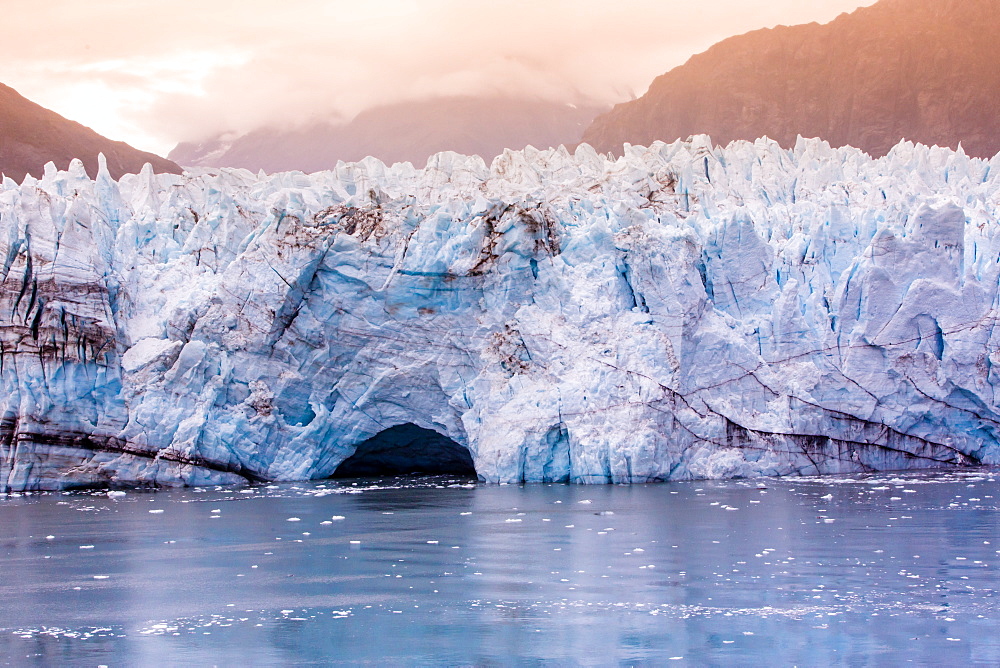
2;138;999;490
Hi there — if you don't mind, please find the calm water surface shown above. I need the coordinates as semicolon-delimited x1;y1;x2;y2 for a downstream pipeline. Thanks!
1;470;999;666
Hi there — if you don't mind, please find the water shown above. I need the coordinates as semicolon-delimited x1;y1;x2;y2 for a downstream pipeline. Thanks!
1;470;999;666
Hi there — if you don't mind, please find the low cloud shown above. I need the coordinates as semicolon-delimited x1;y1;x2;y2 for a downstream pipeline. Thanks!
0;0;875;154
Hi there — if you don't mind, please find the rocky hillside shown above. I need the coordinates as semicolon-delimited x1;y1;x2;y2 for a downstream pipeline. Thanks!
0;82;181;182
583;0;1000;158
170;96;605;173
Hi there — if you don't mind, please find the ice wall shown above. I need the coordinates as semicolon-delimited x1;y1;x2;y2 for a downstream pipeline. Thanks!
2;137;999;490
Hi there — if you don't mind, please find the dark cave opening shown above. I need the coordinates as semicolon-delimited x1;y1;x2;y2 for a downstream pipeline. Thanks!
330;423;476;478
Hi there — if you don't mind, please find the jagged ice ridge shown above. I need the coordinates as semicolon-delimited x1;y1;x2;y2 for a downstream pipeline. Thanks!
2;136;999;490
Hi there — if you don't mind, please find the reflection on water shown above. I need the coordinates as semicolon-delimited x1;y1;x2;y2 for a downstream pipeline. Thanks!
1;470;999;665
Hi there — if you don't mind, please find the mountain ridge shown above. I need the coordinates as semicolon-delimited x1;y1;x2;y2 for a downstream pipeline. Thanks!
583;0;1000;158
170;96;606;173
0;82;182;182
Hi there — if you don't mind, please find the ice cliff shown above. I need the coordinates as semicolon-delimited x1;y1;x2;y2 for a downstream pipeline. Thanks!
2;137;999;490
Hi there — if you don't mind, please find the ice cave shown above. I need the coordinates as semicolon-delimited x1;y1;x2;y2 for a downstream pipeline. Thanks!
330;424;477;478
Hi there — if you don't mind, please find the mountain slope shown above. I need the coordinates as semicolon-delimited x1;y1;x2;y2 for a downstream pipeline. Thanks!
170;96;605;172
0;82;182;182
583;0;1000;158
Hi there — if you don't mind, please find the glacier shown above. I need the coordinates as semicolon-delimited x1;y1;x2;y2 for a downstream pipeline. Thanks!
2;136;1000;491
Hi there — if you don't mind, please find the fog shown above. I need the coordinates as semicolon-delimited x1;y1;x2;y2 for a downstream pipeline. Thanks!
0;0;875;155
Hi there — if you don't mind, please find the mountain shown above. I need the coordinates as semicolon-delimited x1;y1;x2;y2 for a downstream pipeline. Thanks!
583;0;1000;158
0;82;181;182
2;137;996;490
169;96;606;172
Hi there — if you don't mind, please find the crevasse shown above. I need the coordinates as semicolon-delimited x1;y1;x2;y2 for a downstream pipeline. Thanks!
2;136;999;490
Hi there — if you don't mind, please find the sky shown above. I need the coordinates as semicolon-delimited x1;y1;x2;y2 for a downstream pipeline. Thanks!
1;0;877;156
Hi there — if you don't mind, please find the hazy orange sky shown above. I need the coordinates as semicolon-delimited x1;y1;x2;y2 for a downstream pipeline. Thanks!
1;0;877;155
